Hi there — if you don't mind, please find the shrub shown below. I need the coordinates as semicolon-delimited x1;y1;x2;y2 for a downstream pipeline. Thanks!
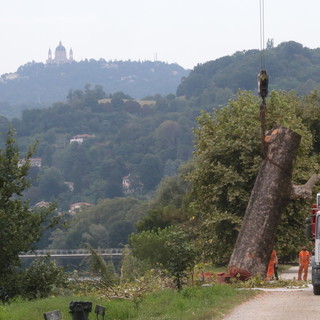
20;256;68;300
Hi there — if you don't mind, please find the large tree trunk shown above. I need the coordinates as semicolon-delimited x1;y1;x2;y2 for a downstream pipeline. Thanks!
228;126;301;278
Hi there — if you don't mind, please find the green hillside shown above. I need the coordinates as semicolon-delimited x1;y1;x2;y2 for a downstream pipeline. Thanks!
2;87;199;249
8;88;196;205
0;59;189;118
177;41;320;105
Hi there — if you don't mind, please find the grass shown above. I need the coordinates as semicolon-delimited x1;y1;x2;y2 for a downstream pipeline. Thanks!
0;284;258;320
0;264;294;319
0;296;103;320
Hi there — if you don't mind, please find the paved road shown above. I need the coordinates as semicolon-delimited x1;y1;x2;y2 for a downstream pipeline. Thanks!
222;266;319;320
280;265;309;280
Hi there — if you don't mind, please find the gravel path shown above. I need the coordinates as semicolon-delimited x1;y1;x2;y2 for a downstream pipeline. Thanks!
222;266;319;320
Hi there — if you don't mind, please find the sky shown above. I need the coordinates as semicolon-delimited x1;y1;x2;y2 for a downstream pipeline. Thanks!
1;0;320;75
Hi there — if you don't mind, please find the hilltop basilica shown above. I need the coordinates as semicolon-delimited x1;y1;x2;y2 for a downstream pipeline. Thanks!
46;41;74;64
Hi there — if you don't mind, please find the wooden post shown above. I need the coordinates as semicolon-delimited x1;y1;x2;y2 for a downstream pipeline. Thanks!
228;126;301;278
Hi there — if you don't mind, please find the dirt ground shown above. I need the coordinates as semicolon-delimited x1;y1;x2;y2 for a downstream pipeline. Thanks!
222;266;319;320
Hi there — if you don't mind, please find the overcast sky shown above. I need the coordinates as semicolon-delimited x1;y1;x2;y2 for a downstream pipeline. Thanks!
0;0;320;75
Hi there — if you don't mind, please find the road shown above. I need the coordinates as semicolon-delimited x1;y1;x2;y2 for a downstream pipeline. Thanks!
222;266;319;320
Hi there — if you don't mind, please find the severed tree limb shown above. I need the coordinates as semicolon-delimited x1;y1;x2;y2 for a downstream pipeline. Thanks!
291;173;320;199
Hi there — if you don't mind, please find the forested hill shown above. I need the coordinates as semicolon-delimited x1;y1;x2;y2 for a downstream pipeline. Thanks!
2;41;320;119
2;40;320;250
0;59;188;118
177;41;320;105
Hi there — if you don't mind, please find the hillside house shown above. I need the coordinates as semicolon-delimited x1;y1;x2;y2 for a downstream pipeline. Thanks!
70;134;96;145
34;201;49;208
18;157;42;168
69;202;93;215
122;174;143;193
64;181;74;192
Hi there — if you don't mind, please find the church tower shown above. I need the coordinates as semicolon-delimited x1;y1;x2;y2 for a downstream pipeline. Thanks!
46;41;74;64
46;48;53;63
69;48;74;61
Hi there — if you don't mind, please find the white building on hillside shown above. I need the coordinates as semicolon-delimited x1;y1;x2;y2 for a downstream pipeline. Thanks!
46;41;74;64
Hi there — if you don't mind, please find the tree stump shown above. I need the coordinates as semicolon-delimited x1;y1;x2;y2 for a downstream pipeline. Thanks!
228;126;301;278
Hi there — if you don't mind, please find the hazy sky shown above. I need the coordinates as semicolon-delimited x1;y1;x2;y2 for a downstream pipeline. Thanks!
1;0;320;75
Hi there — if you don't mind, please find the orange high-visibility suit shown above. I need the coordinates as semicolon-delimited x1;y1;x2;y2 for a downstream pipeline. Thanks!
266;250;277;280
298;249;310;280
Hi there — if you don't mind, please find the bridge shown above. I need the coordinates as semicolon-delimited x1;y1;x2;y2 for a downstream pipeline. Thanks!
19;248;123;258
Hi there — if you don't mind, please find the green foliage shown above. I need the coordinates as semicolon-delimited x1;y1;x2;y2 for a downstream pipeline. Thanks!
108;221;136;247
20;256;68;300
49;197;144;249
138;153;164;190
136;206;185;232
188;90;317;263
153;174;191;208
296;90;320;154
130;226;197;289
136;171;193;232
120;246;150;282
8;86;197;215
177;41;320;107
0;130;56;282
85;246;118;287
38;167;68;200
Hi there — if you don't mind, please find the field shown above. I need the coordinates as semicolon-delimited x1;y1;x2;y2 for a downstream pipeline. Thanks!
0;284;258;320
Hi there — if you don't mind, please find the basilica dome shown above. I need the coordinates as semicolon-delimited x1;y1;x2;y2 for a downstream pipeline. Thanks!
46;41;74;64
55;41;66;53
54;41;67;62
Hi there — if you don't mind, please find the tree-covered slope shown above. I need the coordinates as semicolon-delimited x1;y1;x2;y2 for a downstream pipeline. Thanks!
0;59;189;117
4;88;198;212
177;41;320;105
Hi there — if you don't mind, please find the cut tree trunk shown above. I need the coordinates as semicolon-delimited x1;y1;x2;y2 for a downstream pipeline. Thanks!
228;126;301;278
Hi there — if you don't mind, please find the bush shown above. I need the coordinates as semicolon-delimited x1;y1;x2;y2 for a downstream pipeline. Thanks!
20;256;68;300
130;226;197;290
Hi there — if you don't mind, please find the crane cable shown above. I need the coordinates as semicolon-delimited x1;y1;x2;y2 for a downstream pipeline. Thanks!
259;0;266;70
258;0;268;158
258;1;290;173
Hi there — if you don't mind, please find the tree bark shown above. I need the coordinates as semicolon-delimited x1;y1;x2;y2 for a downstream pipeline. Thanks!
228;126;301;278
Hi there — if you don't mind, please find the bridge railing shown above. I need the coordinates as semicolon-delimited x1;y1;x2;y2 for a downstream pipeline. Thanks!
19;248;123;257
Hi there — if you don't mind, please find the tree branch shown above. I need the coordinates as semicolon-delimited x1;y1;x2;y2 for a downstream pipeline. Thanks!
291;174;320;199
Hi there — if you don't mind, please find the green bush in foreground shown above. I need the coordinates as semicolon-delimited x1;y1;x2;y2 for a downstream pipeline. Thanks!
0;284;257;320
130;226;197;290
20;256;68;300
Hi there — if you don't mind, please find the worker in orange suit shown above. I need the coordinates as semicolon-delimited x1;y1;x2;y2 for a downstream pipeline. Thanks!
298;246;310;281
266;250;278;280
